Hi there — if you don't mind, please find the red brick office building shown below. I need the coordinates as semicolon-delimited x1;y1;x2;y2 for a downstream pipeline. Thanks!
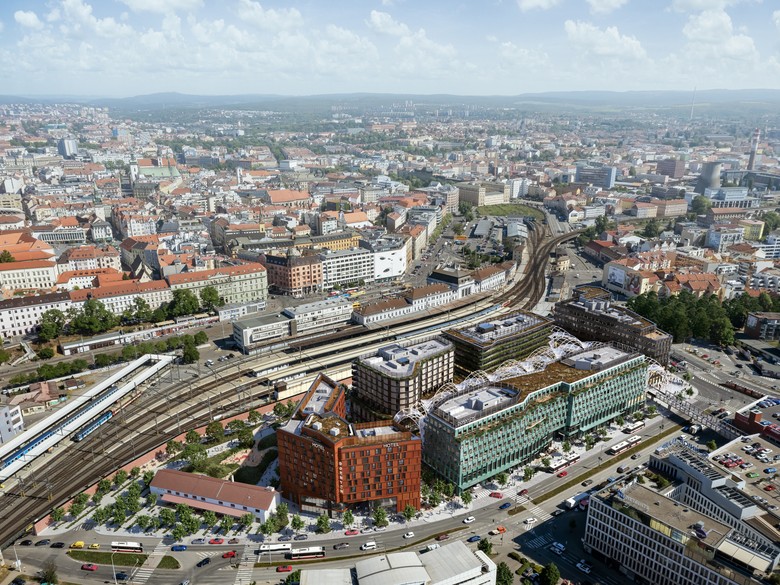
277;373;421;516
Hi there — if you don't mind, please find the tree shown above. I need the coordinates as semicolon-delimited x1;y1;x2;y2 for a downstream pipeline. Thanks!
159;508;176;527
762;211;780;234
41;559;59;584
402;504;416;522
372;505;388;528
168;289;200;318
237;427;254;448
181;342;200;364
220;514;233;534
641;219;661;238
91;491;104;506
291;514;305;533
541;457;551;469
477;538;493;555
51;507;65;523
39;309;67;341
167;439;184;455
691;195;712;216
194;330;209;345
524;467;534;482
143;470;155;487
114;469;128;486
186;430;201;444
70;299;117;335
495;472;509;487
205;421;224;443
616;415;625;427
461;490;473;507
316;513;331;533
706;439;717;451
182;443;208;470
337;509;353;529
0;250;14;263
200;286;223;312
130;466;140;479
539;562;561;585
496;561;514;585
97;478;112;494
562;441;571;454
239;513;254;530
203;510;218;530
131;297;152;323
275;503;289;528
248;409;262;424
273;401;290;419
36;346;54;360
92;506;109;526
171;523;187;541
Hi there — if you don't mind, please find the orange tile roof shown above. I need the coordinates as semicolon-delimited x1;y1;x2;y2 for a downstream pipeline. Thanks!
0;260;55;272
166;263;266;285
69;279;169;301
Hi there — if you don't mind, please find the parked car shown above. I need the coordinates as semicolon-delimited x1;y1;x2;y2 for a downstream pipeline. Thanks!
208;538;224;545
436;533;450;541
191;538;206;545
765;468;777;474
228;538;240;544
81;564;99;572
88;543;100;550
551;509;566;517
278;535;292;542
294;534;309;541
50;542;65;549
345;529;360;536
19;540;32;546
35;539;50;547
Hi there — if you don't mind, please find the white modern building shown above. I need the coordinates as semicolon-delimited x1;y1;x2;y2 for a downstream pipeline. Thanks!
0;292;72;339
0;260;57;293
0;405;24;443
299;541;496;585
282;298;352;336
319;248;374;290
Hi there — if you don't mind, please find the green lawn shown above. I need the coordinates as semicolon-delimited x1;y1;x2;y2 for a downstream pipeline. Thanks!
477;204;544;219
67;550;147;566
157;555;181;569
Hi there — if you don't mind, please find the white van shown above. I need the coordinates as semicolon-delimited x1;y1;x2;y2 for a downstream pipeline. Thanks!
426;543;441;552
360;541;377;551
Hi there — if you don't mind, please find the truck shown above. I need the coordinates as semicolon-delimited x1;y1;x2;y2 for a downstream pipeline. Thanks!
563;492;589;510
689;424;701;434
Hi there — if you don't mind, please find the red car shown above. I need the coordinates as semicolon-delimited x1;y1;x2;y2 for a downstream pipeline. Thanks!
208;538;224;545
81;563;98;572
222;550;237;558
557;471;568;478
765;485;776;492
489;491;503;499
345;529;360;536
519;489;529;497
436;533;450;541
276;565;293;573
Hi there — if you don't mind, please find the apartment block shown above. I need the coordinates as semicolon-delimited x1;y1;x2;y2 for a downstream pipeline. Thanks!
56;245;122;274
351;337;454;421
0;405;24;443
319;248;374;290
423;346;647;491
0;260;57;293
443;311;553;375
282;298;352;336
656;158;686;179
277;373;422;515
744;312;780;340
553;286;672;364
166;262;267;305
70;280;172;316
0;292;71;339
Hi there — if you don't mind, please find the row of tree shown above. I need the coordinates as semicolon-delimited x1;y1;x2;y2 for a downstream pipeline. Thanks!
38;286;224;341
627;291;735;346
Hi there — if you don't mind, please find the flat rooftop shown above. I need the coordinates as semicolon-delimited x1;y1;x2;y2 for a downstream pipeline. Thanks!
436;386;518;422
298;376;339;417
446;311;549;347
283;297;351;317
359;338;451;378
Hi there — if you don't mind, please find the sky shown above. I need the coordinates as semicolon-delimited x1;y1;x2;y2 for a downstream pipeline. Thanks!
0;0;778;98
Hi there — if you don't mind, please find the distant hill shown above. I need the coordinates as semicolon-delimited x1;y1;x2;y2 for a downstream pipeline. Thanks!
0;89;778;112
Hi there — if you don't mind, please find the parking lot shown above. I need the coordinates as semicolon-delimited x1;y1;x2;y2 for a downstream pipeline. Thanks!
712;435;780;511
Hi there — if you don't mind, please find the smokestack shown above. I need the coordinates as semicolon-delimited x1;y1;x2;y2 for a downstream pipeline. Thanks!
748;128;760;171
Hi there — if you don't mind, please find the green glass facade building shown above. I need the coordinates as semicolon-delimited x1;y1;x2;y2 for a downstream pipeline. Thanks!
422;346;647;492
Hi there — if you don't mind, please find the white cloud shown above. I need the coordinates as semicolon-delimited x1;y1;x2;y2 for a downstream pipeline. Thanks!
586;0;629;14
682;9;758;62
773;10;780;29
14;11;44;30
46;8;61;22
236;0;303;31
366;11;410;36
120;0;202;13
60;0;134;38
670;0;739;12
517;0;561;11
564;20;647;59
381;0;396;5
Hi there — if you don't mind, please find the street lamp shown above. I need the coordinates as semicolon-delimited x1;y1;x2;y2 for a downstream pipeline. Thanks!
111;550;118;585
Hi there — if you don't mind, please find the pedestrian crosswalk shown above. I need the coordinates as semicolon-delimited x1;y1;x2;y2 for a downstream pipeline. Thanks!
130;541;167;585
195;551;215;559
525;534;552;549
513;494;552;524
233;544;256;585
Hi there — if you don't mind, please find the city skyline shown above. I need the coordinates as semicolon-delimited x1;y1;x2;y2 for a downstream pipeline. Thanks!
0;0;778;98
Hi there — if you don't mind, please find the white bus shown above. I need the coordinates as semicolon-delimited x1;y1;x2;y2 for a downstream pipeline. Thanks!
258;543;292;554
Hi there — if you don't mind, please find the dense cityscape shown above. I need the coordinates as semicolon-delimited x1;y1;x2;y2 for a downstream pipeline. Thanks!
0;2;780;585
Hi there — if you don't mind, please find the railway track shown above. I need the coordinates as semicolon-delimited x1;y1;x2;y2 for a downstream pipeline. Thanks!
0;225;579;547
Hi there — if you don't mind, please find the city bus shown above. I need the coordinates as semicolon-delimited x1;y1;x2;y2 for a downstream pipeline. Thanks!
111;541;144;553
606;435;642;456
287;546;325;560
622;421;645;434
258;543;292;554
